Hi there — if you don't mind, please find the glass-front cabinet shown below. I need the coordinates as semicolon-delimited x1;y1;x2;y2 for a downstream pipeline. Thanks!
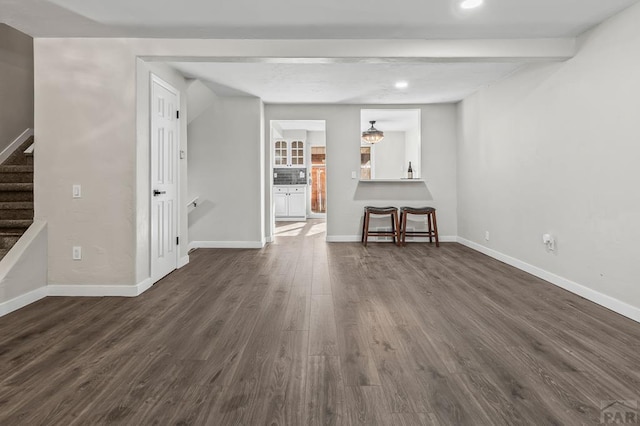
274;139;305;167
274;140;288;166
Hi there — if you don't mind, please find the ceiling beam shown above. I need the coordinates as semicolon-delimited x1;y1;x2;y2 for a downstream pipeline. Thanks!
134;38;576;63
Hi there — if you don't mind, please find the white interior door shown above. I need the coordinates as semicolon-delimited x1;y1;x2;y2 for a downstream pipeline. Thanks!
151;75;179;283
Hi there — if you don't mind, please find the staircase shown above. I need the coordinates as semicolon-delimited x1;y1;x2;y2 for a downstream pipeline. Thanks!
0;136;34;261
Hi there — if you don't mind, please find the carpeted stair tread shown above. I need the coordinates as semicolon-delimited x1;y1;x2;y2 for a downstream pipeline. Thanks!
0;136;34;261
0;165;33;173
0;219;32;229
0;183;33;191
3;136;34;166
0;201;33;210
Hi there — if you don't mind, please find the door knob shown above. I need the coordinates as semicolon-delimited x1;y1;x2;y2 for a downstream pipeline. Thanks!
153;190;166;196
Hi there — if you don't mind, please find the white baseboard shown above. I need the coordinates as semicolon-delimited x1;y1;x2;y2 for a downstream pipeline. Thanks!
325;235;458;243
48;284;140;297
275;217;307;222
326;235;361;242
48;277;155;298
188;240;265;250
0;286;48;317
0;128;33;164
178;255;190;268
265;236;274;243
456;237;640;324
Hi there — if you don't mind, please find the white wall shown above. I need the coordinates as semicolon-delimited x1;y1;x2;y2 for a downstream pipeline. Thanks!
307;131;326;147
34;39;189;289
188;95;265;247
371;131;406;179
457;2;640;317
265;104;458;241
0;24;33;152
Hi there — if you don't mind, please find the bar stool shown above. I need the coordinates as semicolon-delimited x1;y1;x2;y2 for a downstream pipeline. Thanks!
399;206;439;247
361;206;400;246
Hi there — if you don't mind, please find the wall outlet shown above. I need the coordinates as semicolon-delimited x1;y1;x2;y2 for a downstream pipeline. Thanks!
485;231;490;241
72;246;82;260
72;184;81;198
351;171;357;179
542;234;556;251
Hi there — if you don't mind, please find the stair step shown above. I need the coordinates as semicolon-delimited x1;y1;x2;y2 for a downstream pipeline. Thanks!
0;183;33;191
0;201;33;210
0;173;34;184
0;234;20;249
0;165;33;173
2;136;34;166
0;208;33;220
0;219;32;229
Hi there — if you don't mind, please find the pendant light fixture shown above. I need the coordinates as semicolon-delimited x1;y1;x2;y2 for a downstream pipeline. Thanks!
362;121;384;144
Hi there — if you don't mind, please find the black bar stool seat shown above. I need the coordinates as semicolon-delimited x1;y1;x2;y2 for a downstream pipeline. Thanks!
362;206;399;246
399;206;439;247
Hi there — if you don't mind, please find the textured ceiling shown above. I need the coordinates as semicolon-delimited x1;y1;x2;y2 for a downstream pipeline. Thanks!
171;61;524;104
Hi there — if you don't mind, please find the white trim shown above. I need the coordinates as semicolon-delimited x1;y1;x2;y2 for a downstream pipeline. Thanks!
307;213;327;219
136;277;154;295
275;217;307;222
0;286;48;317
325;235;457;243
326;235;361;242
178;255;190;268
456;237;640;324
265;236;274;243
0;128;33;164
48;276;155;298
188;240;265;250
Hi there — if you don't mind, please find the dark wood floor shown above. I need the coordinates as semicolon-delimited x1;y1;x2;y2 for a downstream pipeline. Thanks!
1;220;639;425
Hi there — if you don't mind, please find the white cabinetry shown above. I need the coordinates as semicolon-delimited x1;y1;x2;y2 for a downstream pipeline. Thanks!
273;139;305;167
274;186;307;220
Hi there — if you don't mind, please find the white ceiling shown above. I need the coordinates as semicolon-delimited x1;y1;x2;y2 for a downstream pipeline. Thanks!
172;61;523;104
0;0;637;38
3;0;636;104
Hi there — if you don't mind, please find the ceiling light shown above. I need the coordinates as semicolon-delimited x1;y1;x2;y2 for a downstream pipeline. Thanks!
362;121;384;144
395;81;408;89
460;0;483;9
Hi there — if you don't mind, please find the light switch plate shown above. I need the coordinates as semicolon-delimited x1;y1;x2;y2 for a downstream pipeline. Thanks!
72;246;82;260
72;184;81;198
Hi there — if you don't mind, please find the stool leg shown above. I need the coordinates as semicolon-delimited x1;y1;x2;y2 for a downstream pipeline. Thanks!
361;210;366;243
400;212;409;246
432;211;440;247
427;213;433;243
390;212;396;245
393;211;400;246
363;211;370;247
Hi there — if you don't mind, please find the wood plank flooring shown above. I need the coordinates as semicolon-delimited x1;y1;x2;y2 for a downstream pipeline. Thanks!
1;219;639;425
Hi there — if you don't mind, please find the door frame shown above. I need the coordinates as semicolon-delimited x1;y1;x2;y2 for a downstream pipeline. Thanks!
150;73;181;283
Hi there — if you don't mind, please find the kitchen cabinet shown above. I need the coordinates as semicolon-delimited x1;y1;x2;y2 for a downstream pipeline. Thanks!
274;186;307;219
273;139;305;167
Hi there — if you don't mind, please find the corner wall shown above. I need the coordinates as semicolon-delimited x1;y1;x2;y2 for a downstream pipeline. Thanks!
188;95;265;247
457;3;640;318
0;24;33;151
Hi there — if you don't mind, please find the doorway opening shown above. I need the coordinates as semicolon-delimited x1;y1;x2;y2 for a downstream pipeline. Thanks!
270;120;327;234
310;146;326;215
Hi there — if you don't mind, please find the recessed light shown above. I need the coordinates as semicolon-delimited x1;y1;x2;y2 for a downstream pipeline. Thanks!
395;81;409;89
460;0;483;9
